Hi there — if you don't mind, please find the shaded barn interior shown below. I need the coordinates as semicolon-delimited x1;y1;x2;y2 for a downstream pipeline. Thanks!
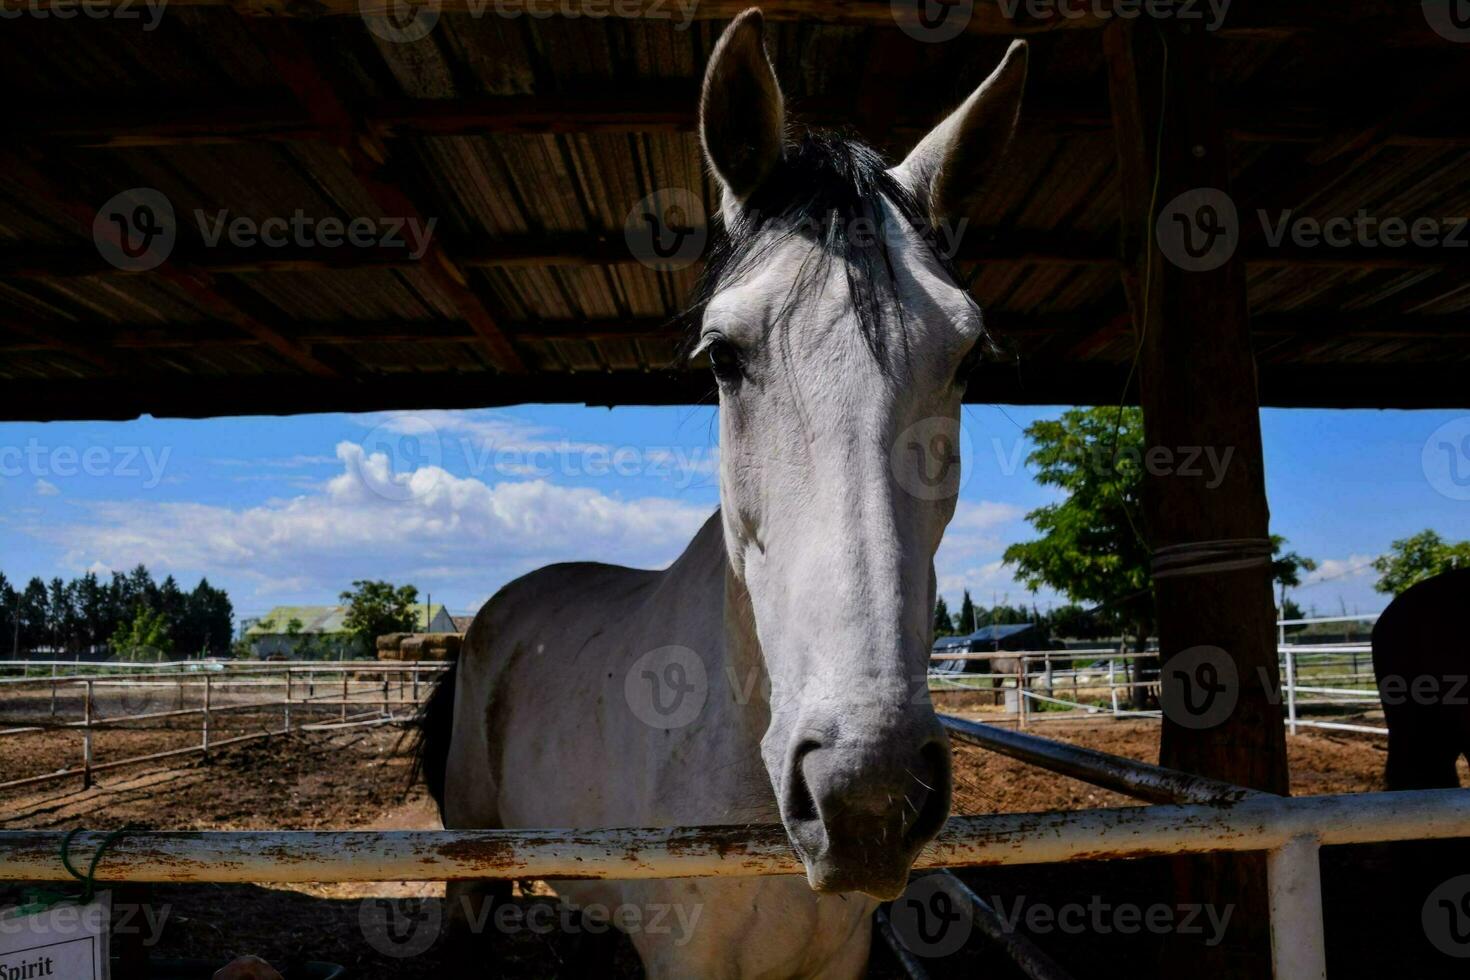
1;1;1468;421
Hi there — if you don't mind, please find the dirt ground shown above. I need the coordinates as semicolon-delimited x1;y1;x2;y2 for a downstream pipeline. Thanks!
1;702;1465;979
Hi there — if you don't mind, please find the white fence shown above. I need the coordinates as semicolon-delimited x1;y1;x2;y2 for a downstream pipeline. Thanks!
0;659;448;791
930;615;1389;736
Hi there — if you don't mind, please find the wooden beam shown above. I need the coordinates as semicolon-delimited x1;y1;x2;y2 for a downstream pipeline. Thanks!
2;360;1465;424
18;93;1470;149
0;0;1443;39
247;22;526;373
6;233;1470;282
0;151;339;379
1106;19;1284;978
8;311;1468;358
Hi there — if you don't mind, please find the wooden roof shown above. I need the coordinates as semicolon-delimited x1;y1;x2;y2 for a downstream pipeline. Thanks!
1;1;1467;420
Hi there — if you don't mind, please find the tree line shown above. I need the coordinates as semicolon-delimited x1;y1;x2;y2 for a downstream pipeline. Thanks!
0;565;234;660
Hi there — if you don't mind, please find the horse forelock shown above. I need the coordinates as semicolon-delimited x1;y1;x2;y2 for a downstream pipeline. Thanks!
683;130;993;374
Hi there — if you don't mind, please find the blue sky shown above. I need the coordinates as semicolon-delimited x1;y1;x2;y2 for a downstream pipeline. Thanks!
0;405;1464;627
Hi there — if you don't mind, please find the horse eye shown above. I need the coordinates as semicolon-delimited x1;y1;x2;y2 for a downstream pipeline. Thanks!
706;337;743;382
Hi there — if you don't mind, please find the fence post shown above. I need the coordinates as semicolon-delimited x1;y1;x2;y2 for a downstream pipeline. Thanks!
202;674;212;758
283;669;292;733
82;679;94;790
1267;834;1326;980
49;663;57;717
382;676;391;719
341;670;349;722
1108;659;1119;718
1285;648;1298;736
412;666;420;706
1018;662;1029;729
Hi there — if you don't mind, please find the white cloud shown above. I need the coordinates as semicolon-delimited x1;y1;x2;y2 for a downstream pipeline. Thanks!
33;478;59;497
28;443;714;610
1301;554;1378;588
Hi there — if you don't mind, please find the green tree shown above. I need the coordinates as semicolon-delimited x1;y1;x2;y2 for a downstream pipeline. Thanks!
340;580;420;652
1270;535;1317;619
933;595;955;636
1003;407;1153;647
110;605;173;661
1372;530;1470;595
958;590;977;634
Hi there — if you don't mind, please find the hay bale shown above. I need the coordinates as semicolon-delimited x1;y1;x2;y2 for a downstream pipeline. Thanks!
400;632;462;661
377;632;411;653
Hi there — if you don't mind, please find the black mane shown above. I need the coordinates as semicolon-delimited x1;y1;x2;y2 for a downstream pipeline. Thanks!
683;130;990;369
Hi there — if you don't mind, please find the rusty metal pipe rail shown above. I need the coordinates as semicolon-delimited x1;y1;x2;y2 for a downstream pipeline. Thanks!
3;790;1468;884
939;714;1264;806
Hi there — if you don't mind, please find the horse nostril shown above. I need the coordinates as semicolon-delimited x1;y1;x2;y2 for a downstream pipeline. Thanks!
903;739;952;847
786;738;821;824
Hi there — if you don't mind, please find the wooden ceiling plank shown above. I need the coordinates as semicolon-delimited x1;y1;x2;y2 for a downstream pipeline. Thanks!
248;22;527;373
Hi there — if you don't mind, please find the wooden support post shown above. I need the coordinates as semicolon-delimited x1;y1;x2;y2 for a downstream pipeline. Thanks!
1105;19;1289;977
202;674;211;758
341;671;349;722
283;669;292;733
49;664;57;717
82;679;94;790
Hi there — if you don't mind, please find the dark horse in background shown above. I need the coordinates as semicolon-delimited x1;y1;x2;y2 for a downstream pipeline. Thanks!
1373;568;1470;789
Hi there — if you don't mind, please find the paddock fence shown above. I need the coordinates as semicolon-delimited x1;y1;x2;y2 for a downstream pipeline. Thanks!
0;659;448;791
1;711;1465;980
928;614;1387;736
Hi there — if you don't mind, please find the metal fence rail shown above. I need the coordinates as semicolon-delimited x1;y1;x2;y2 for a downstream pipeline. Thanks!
929;644;1389;736
0;661;449;790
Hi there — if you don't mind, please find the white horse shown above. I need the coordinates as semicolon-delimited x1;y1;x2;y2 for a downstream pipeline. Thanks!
416;10;1027;976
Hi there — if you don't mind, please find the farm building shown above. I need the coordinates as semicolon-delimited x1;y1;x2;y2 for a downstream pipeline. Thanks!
932;623;1046;675
245;602;455;658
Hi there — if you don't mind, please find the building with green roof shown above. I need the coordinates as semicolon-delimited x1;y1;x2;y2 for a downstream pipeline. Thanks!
244;603;454;658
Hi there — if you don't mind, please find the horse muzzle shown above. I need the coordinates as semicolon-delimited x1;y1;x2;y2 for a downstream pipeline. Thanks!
778;722;952;900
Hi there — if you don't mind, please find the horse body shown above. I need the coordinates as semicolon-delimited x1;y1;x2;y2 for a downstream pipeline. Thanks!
1373;567;1470;789
420;8;1031;975
444;513;877;978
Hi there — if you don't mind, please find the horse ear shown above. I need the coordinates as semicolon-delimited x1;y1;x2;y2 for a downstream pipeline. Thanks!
891;40;1027;230
700;8;785;204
